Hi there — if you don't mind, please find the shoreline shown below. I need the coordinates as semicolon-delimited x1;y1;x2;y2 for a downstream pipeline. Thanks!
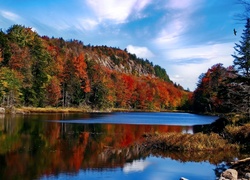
0;106;190;114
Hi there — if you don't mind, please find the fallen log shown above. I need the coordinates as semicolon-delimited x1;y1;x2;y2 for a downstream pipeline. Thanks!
231;157;250;165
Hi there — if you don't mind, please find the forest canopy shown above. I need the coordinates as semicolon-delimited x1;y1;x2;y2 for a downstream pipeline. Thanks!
0;24;189;110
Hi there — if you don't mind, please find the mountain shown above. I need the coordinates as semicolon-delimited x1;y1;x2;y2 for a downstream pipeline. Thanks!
0;25;190;110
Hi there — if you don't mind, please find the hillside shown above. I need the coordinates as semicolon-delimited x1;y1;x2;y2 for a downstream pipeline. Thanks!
0;25;190;110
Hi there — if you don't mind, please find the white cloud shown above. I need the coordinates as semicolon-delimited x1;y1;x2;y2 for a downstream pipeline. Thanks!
166;42;234;63
86;0;151;23
155;17;187;45
0;10;20;21
76;18;99;31
55;22;71;31
155;0;203;47
165;42;235;90
166;0;196;9
127;45;154;59
151;0;220;90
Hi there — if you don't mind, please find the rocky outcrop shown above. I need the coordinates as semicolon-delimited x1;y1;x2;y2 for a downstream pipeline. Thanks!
84;48;155;77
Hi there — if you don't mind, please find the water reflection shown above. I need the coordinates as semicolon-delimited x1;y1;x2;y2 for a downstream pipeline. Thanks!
49;112;218;126
123;160;150;173
0;113;238;180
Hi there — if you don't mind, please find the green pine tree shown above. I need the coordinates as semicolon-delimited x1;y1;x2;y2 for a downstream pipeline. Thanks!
231;18;250;120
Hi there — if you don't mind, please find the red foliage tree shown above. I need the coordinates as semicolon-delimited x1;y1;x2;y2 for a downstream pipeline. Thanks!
46;76;61;106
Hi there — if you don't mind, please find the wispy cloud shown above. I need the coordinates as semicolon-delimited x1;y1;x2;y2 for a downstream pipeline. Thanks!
166;0;197;9
76;18;99;31
155;16;187;45
154;0;204;47
86;0;151;23
165;42;235;90
0;10;20;21
166;42;234;64
127;45;154;59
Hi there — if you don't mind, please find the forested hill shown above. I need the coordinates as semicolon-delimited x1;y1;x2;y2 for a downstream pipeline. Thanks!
0;25;190;110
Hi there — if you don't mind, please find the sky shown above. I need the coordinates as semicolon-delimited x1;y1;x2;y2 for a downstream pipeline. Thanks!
0;0;246;90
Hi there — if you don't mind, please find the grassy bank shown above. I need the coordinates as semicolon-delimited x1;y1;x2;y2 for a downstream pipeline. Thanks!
225;123;250;151
142;132;239;152
15;107;90;113
10;106;185;114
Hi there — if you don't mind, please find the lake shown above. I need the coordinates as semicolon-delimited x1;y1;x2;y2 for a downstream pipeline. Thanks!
0;112;238;180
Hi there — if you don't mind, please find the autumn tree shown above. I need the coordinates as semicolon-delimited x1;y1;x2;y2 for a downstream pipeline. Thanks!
192;64;228;112
87;63;113;109
45;76;61;106
72;53;90;94
0;67;21;106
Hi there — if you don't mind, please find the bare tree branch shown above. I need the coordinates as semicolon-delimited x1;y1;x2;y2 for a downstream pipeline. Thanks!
235;0;250;21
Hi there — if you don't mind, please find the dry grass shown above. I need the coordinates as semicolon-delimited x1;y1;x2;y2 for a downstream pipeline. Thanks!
143;132;239;152
226;123;250;136
225;123;250;147
16;107;89;113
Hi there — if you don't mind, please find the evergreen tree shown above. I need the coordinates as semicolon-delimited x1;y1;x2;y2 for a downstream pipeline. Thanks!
154;65;170;82
0;30;11;66
231;18;250;120
232;18;250;77
30;35;50;107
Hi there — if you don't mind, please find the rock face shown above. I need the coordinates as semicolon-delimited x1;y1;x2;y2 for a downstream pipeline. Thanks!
0;107;5;114
219;169;238;180
84;47;156;78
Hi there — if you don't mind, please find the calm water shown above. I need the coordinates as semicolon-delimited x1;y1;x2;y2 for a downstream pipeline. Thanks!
0;112;237;180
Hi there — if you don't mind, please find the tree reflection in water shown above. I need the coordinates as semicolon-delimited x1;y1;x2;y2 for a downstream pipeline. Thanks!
0;113;242;179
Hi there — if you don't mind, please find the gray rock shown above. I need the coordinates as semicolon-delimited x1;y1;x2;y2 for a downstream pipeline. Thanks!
245;173;250;179
220;169;238;180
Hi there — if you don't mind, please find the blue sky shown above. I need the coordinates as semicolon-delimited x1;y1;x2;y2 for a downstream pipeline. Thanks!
0;0;245;90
